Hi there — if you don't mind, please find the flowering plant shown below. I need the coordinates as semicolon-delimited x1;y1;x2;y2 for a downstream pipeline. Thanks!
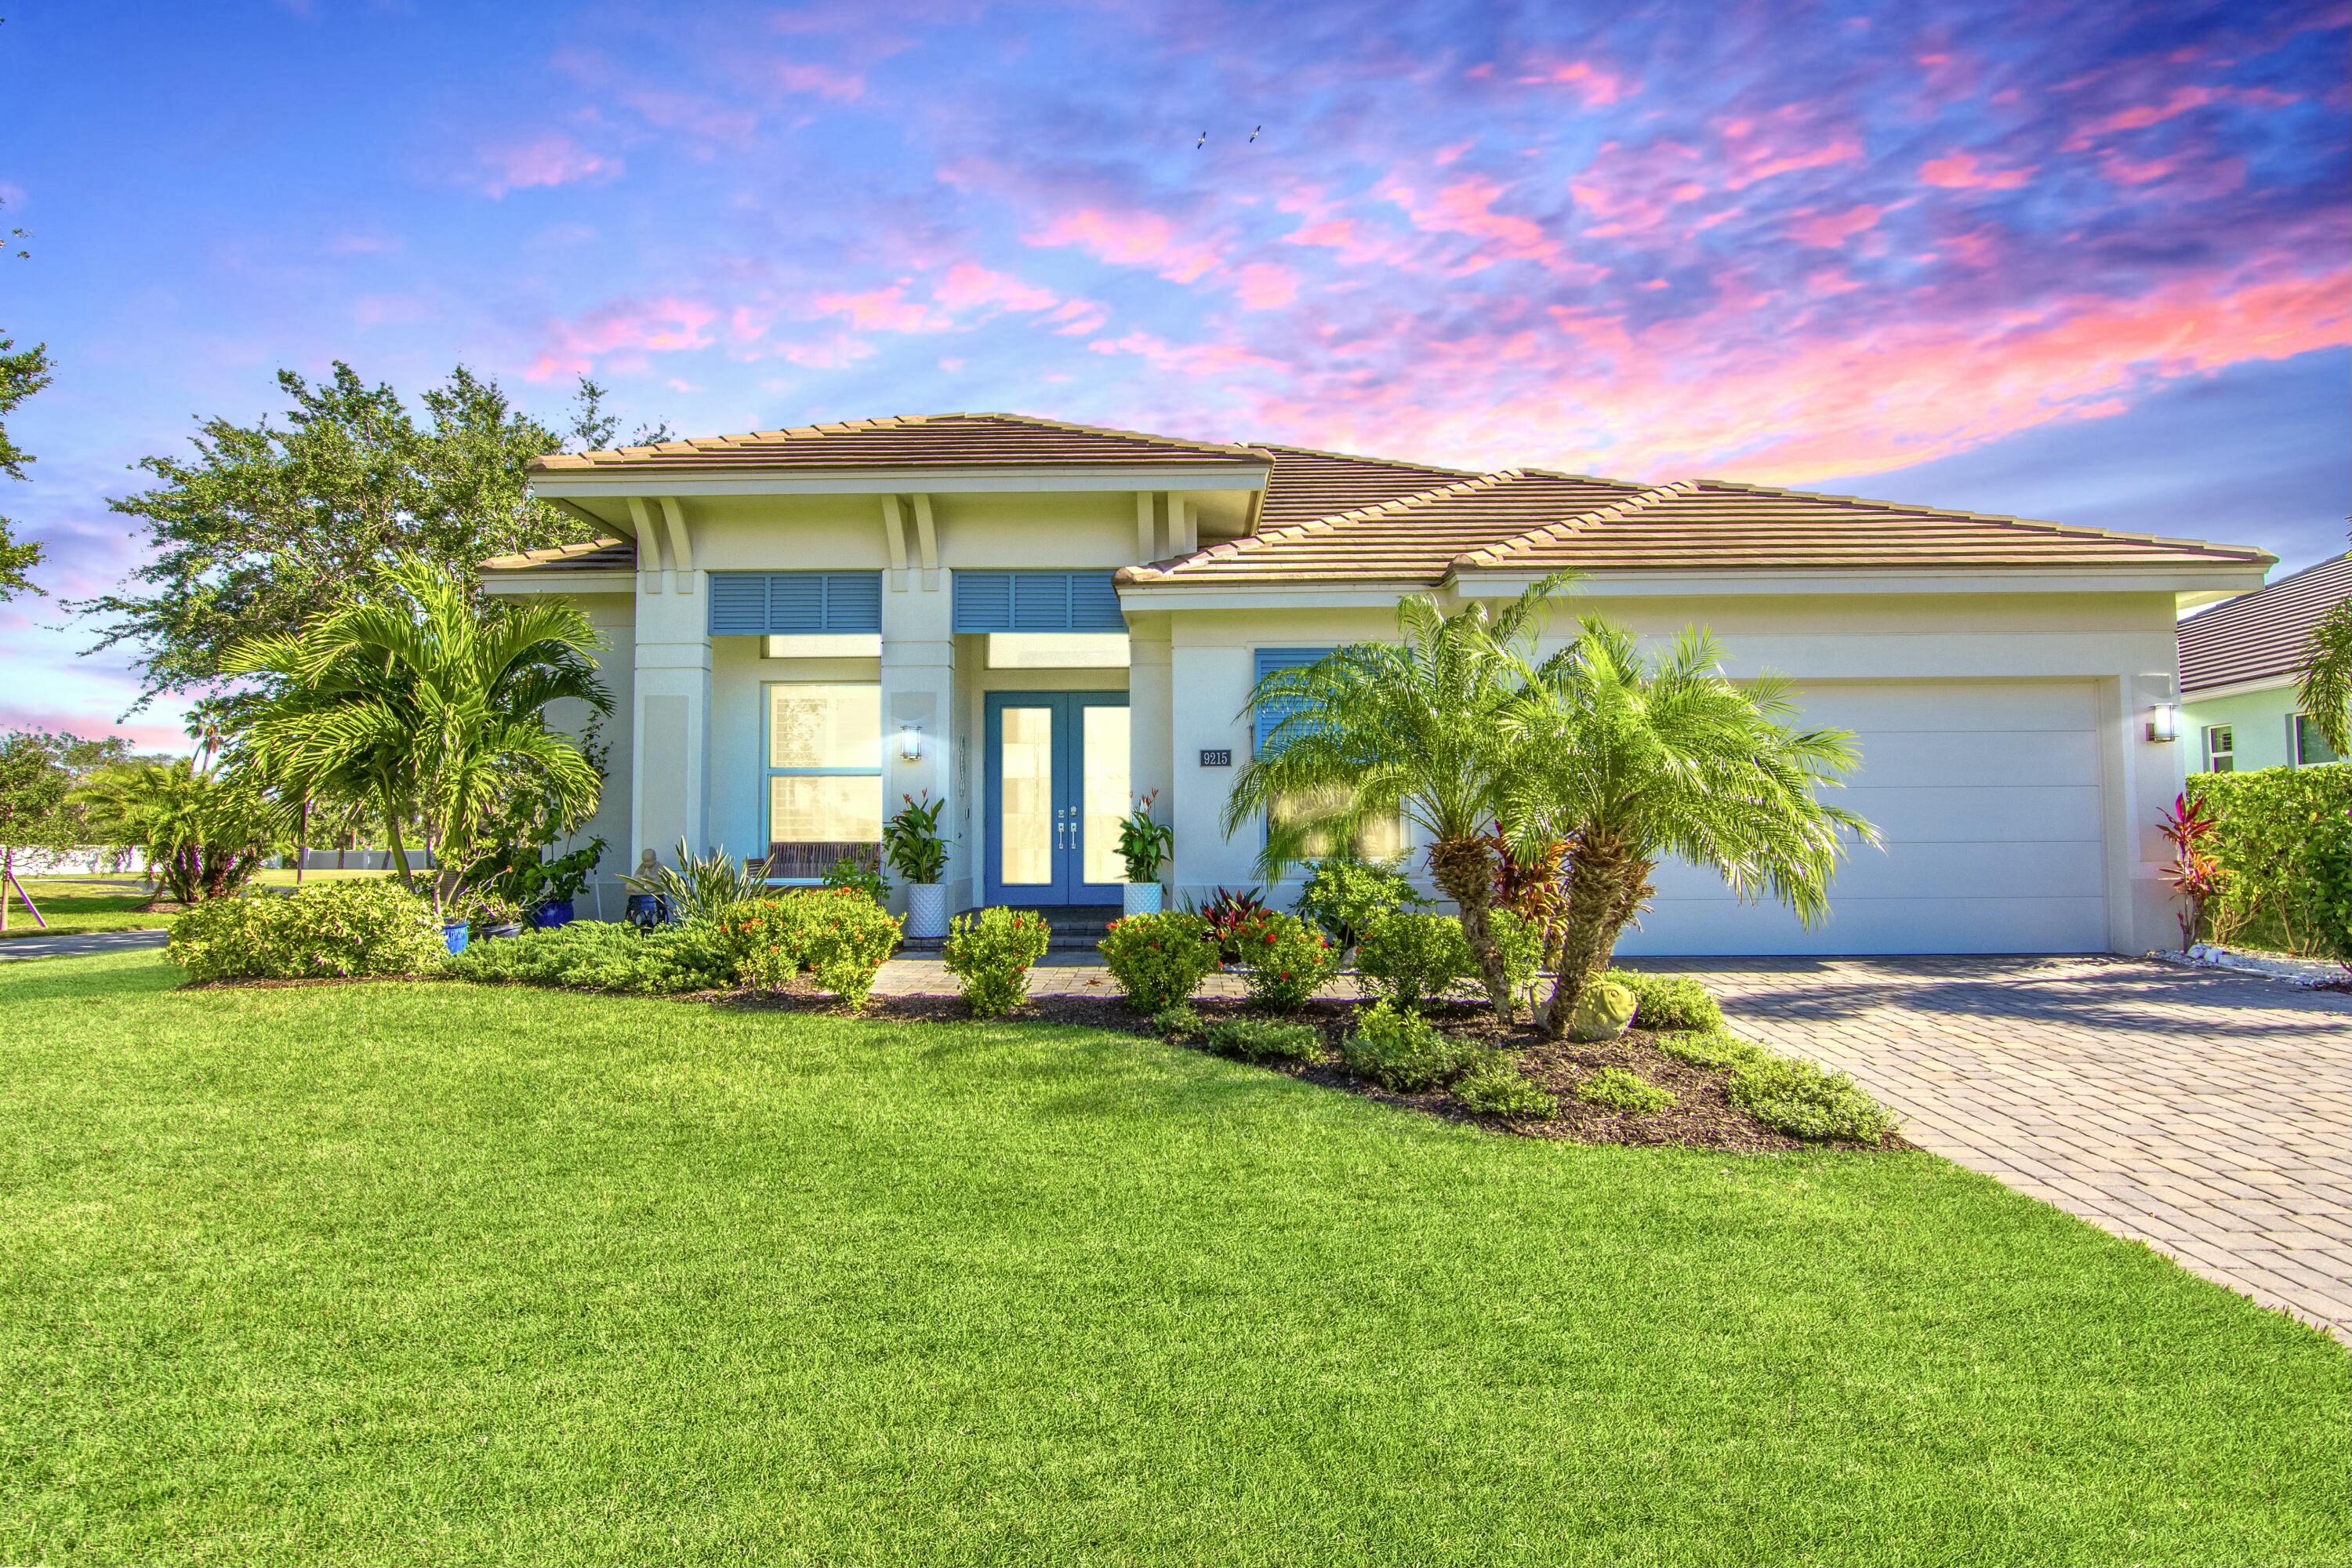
1233;911;1338;1011
942;906;1051;1018
1097;909;1218;1011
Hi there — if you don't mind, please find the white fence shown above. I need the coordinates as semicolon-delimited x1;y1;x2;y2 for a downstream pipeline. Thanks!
5;847;437;876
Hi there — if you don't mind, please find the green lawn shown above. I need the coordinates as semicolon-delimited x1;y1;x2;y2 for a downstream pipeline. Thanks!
0;878;178;938
2;953;2343;1565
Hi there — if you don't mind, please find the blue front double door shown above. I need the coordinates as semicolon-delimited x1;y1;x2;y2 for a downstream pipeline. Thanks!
983;691;1131;906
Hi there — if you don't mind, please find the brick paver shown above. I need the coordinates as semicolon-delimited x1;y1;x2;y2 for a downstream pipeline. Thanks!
1635;955;2352;1344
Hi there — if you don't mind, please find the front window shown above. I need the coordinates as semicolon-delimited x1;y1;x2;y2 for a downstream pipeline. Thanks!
2293;713;2341;768
1270;784;1408;863
764;683;883;879
2203;724;2235;773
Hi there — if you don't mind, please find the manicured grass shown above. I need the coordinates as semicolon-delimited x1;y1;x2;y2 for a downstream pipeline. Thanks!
0;878;178;939
2;954;2344;1565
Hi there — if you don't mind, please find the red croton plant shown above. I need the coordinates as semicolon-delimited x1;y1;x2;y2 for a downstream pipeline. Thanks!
2156;792;2225;953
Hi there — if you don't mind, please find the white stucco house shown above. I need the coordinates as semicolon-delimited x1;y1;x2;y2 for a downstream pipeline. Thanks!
481;412;2270;956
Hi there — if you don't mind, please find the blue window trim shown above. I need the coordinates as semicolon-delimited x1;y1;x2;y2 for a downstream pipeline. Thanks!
1253;647;1334;753
953;570;1125;633
710;572;883;636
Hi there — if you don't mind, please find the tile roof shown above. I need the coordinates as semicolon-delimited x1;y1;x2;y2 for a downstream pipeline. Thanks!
531;412;1269;474
1254;444;1479;530
1124;471;2270;586
1131;470;1649;584
2178;552;2352;693
481;536;635;573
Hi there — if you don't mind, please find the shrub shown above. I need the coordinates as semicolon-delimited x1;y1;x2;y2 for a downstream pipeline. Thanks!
1452;1050;1558;1119
820;855;890;905
1149;1003;1205;1042
942;906;1051;1019
1653;1030;1766;1072
1232;912;1339;1011
1353;912;1474;1011
1492;909;1544;1007
1726;1056;1899;1143
1190;887;1269;963
1208;1017;1323;1063
1341;1000;1471;1091
447;920;735;993
1574;1065;1677;1113
619;838;769;924
724;888;903;1005
883;792;949;886
1605;969;1724;1033
1293;854;1425;950
168;879;447;982
1098;911;1218;1011
2187;765;2352;957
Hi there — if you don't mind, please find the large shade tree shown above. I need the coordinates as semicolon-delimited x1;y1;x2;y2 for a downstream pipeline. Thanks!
1502;621;1880;1038
222;556;610;916
0;194;50;601
1223;576;1570;1019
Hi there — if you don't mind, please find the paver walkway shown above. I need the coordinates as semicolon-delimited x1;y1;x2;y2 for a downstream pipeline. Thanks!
0;927;170;962
1635;955;2352;1345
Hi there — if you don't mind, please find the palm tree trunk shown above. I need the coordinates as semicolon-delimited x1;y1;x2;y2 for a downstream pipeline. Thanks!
380;777;415;891
1541;834;1635;1038
1429;833;1513;1021
294;795;310;885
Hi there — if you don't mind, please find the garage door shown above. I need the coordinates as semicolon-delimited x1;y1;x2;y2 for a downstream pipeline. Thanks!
1617;680;2109;956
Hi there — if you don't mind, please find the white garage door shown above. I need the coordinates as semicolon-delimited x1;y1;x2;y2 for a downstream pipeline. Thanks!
1618;680;2109;956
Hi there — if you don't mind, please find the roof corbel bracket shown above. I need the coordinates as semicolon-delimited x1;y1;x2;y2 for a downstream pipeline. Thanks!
657;497;694;594
911;494;939;578
627;496;668;591
880;495;910;592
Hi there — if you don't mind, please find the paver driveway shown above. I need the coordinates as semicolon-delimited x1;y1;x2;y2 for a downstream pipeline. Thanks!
1635;956;2352;1344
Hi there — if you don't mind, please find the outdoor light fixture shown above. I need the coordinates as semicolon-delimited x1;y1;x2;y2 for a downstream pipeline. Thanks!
898;722;923;761
2147;702;2180;742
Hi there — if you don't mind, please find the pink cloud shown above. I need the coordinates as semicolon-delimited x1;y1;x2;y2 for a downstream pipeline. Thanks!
1518;59;1633;107
473;133;620;198
1087;331;1283;376
934;262;1057;314
524;295;717;379
1385;175;1566;271
1232;262;1299;309
1025;207;1221;283
1719;110;1866;188
621;89;759;146
811;284;952;332
776;61;865;100
1044;298;1110;335
1919;151;2034;191
2063;85;2220;149
1789;203;1885;249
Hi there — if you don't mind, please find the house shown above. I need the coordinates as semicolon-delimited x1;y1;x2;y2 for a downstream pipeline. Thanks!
2178;552;2350;773
481;412;2270;956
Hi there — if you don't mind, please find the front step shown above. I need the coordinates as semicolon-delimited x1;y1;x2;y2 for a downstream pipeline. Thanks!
899;905;1120;953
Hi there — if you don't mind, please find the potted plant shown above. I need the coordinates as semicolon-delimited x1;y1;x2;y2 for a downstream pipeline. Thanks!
466;891;525;941
1116;791;1174;917
884;790;951;939
521;839;604;927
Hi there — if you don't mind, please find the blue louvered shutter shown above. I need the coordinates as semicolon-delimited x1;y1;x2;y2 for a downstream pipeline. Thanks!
707;572;881;634
953;571;1124;633
1254;648;1334;754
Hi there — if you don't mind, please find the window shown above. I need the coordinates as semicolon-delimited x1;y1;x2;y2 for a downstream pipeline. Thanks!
764;684;883;879
2203;724;2235;773
1254;647;1406;863
2292;713;2341;768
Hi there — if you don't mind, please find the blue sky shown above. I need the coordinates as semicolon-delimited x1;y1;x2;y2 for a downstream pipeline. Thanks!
3;0;2347;748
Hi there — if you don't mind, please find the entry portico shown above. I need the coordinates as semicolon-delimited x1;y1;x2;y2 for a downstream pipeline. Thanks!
482;412;2271;955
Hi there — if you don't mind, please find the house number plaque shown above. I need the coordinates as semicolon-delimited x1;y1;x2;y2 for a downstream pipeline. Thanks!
1199;748;1232;768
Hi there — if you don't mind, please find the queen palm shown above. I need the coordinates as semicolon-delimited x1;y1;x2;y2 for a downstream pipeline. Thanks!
2302;598;2351;758
223;554;608;916
1223;575;1570;1019
1502;619;1879;1039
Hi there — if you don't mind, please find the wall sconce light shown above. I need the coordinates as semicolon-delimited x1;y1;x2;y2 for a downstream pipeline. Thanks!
2147;703;2179;743
898;722;923;761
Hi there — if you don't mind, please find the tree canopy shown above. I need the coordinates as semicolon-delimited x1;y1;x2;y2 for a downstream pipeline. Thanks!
71;363;656;704
0;196;50;601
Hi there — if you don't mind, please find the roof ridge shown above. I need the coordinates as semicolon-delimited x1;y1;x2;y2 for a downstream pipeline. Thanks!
1451;480;1697;569
975;410;1273;460
545;410;1272;468
1121;470;1521;583
1693;477;2272;563
1251;439;1480;477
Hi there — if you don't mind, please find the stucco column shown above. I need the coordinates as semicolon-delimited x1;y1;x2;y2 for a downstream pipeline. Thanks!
1127;612;1174;877
2104;664;2189;955
882;572;954;913
1167;637;1256;906
631;571;712;869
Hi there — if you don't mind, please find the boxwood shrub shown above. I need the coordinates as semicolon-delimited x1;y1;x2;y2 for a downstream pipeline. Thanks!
168;879;448;983
1207;1017;1323;1063
1352;912;1474;1011
1604;969;1724;1033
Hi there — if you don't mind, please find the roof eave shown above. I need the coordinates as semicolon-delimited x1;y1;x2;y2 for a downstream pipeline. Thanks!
529;461;1270;498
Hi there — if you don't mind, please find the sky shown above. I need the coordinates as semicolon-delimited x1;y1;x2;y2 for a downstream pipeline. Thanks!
2;0;2347;752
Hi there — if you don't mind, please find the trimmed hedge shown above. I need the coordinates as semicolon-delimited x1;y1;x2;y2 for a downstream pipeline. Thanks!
2187;764;2352;958
169;880;448;982
447;921;735;993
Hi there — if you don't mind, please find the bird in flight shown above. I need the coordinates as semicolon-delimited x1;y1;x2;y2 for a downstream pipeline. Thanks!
1249;125;1261;141
1196;131;1207;148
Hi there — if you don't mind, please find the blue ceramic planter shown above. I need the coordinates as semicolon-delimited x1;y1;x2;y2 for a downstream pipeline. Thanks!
532;899;575;929
442;922;470;955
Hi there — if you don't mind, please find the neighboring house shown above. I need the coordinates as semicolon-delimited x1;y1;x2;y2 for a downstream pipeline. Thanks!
484;412;2270;956
2178;552;2350;774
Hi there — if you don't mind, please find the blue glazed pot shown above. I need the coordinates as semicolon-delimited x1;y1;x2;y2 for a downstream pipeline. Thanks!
532;899;575;929
624;893;667;928
443;922;470;955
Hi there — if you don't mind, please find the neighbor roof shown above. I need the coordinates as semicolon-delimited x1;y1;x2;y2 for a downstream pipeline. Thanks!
2178;552;2352;694
480;537;634;573
531;412;1270;474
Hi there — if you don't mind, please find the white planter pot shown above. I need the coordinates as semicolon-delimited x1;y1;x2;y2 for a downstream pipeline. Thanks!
906;883;949;940
1121;881;1164;917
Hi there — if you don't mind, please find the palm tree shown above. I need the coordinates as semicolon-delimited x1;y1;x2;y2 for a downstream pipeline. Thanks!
76;757;280;906
1222;575;1572;1019
2302;597;2351;759
223;555;609;917
1501;620;1879;1038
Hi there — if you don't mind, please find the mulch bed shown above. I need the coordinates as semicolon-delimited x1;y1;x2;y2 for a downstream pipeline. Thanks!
713;988;1905;1156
